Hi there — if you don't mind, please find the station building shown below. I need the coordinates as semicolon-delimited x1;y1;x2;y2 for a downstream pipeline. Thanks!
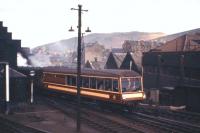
0;21;21;69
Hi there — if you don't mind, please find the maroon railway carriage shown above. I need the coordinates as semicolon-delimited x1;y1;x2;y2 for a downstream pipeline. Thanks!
42;67;145;104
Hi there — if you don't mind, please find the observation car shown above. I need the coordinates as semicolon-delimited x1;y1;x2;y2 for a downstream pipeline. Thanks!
42;67;145;105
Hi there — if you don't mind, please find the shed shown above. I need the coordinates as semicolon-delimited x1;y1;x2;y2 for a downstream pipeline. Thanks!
0;67;28;103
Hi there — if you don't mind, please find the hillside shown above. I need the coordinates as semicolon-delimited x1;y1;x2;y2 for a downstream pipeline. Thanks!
32;31;165;53
83;31;165;49
29;29;200;67
30;31;164;67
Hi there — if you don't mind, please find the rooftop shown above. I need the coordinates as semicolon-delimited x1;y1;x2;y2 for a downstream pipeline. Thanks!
43;67;140;78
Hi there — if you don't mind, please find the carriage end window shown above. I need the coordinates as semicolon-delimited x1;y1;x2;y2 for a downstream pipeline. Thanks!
122;78;141;92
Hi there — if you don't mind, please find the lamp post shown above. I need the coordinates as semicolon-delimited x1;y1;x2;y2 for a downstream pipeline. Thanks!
69;4;91;132
30;70;35;104
0;62;10;114
5;63;9;114
1;62;10;115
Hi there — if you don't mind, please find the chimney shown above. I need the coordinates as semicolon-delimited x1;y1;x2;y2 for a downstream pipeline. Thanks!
94;57;98;62
0;21;3;27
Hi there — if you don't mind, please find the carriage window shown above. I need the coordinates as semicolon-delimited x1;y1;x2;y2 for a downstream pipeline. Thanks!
67;75;76;86
90;78;96;89
82;77;89;88
97;78;104;90
105;79;112;91
56;75;65;78
113;80;118;92
122;78;141;92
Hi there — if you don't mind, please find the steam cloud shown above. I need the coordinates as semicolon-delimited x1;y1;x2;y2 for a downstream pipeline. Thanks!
28;53;52;67
17;53;29;66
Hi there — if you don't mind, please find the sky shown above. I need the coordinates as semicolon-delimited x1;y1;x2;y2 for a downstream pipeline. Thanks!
0;0;200;48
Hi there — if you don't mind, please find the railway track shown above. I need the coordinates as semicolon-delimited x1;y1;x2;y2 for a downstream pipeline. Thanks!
0;115;49;133
42;96;145;133
122;112;200;133
137;105;200;125
81;101;200;133
163;109;200;124
41;93;200;133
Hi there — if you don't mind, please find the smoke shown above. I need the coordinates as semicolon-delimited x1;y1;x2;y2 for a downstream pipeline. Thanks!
29;53;52;67
29;40;77;67
17;53;29;66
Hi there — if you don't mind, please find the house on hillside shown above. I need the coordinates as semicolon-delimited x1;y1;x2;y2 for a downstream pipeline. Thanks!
84;58;104;70
122;40;162;53
84;42;108;63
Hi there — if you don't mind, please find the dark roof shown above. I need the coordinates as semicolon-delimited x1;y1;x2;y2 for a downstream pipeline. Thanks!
10;68;27;78
104;52;126;69
0;68;26;78
154;33;200;52
43;67;140;78
84;60;104;70
91;61;104;70
130;52;142;66
113;53;126;68
120;52;140;73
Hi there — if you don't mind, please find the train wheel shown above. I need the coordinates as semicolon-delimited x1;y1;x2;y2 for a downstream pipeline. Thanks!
127;102;139;113
125;105;133;113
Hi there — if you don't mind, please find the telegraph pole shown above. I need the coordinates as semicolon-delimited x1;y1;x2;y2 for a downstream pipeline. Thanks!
70;5;89;132
77;5;82;132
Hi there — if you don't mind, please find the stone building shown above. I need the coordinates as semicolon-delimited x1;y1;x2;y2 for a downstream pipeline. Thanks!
0;21;29;103
142;33;200;111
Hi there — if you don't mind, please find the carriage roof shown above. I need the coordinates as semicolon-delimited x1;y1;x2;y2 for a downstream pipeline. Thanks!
43;67;141;78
